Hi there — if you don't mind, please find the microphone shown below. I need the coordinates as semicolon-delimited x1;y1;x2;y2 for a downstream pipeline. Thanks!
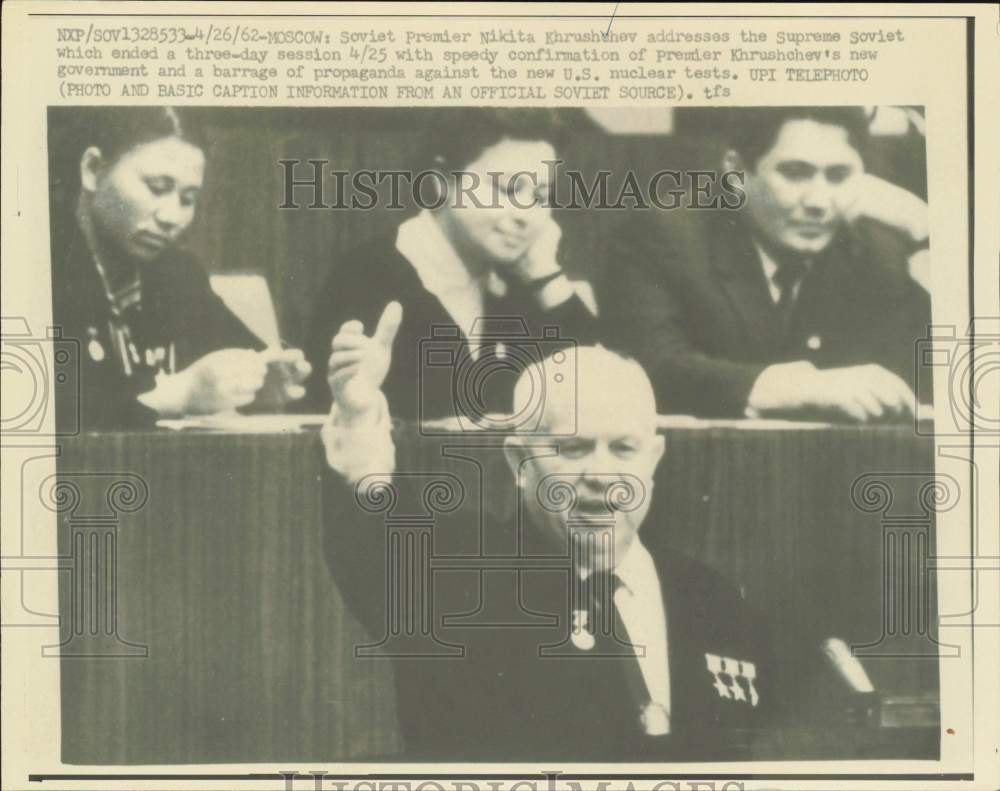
821;637;876;693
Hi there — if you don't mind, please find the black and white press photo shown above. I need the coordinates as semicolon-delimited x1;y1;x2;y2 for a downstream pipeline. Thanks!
38;103;945;765
7;5;1000;791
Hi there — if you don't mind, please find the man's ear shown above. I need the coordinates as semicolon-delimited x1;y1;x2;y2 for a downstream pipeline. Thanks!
721;148;744;176
648;433;666;470
79;146;104;193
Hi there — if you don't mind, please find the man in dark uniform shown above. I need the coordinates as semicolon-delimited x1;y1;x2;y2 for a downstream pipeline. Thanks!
601;106;932;421
320;323;789;761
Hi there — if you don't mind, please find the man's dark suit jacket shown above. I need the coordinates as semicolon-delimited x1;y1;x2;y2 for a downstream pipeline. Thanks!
322;438;781;762
303;231;599;421
600;210;932;417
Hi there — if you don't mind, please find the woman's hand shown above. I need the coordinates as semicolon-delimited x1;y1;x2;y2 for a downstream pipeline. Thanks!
138;348;267;417
501;217;563;284
252;348;313;410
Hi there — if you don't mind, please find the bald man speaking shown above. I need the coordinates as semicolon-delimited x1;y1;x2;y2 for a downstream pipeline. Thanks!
320;302;782;761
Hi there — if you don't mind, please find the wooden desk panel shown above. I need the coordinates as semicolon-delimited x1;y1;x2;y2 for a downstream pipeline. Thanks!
55;425;939;764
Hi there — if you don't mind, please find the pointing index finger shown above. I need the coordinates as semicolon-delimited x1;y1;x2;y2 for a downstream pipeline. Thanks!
374;301;403;346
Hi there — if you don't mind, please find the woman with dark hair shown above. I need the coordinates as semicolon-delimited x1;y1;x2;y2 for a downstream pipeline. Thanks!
51;107;310;431
302;107;600;422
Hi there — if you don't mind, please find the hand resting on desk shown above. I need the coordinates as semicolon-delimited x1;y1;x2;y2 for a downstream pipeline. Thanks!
747;361;916;423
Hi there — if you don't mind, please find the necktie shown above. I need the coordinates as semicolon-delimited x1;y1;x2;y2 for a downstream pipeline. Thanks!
576;571;671;737
772;258;807;334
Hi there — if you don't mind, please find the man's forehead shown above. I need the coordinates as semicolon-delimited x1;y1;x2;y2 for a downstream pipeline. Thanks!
765;119;862;166
517;348;659;435
543;388;656;435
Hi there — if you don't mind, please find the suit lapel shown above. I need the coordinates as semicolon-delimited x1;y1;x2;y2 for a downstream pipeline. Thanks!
656;552;698;724
655;550;731;727
709;215;783;351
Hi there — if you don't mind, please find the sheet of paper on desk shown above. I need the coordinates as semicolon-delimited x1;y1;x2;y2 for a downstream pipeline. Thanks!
157;414;329;433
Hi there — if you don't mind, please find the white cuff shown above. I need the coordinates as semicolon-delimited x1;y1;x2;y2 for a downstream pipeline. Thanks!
321;393;396;483
535;273;574;310
907;248;931;293
537;275;600;316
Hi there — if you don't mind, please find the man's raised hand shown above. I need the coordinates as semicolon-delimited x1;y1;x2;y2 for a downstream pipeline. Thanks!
327;301;402;423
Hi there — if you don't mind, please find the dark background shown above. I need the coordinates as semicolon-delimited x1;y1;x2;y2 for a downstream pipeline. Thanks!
47;106;928;347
